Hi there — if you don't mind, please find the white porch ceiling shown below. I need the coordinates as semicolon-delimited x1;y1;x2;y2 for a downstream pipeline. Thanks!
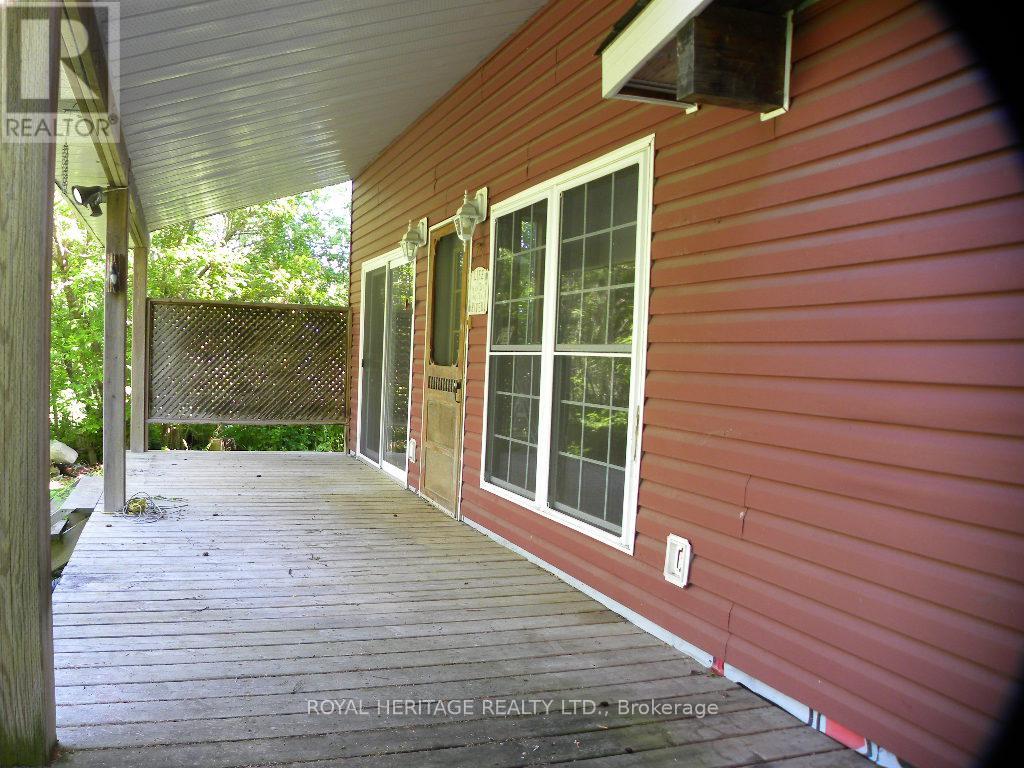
116;0;546;230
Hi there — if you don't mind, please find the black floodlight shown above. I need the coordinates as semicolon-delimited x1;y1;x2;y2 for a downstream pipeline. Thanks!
71;185;105;217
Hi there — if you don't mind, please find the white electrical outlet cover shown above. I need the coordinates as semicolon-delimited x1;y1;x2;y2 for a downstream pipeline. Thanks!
664;534;692;588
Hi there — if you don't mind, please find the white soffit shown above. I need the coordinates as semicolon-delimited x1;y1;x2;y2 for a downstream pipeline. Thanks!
116;0;546;230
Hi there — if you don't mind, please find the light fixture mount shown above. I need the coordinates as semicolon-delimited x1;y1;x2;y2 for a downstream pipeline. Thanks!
71;185;106;217
400;217;427;262
454;187;488;244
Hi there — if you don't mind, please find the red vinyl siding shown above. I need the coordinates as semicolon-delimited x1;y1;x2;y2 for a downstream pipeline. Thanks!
348;1;1024;766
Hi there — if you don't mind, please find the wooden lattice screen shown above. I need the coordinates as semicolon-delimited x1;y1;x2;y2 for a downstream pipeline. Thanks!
147;299;349;425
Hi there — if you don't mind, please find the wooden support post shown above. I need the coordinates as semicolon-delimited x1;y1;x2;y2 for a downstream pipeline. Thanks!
103;188;129;513
0;3;59;765
129;241;149;452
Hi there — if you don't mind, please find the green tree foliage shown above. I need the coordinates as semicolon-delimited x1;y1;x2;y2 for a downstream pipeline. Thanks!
50;184;351;461
51;201;106;463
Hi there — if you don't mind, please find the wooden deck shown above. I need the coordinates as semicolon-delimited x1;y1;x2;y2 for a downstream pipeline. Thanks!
52;451;865;767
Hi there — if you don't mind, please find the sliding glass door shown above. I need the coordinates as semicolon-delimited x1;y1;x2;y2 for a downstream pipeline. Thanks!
359;252;414;481
360;266;387;462
382;262;414;471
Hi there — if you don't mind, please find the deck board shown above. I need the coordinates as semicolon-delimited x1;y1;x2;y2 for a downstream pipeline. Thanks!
61;475;103;512
52;451;862;767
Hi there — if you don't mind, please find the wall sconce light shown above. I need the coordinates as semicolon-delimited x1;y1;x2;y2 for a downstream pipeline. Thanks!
400;217;427;262
454;187;488;243
71;185;106;217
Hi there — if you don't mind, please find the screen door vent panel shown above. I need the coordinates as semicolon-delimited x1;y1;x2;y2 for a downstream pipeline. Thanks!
428;376;460;393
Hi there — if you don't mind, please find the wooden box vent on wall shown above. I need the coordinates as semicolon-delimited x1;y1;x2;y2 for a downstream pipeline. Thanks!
599;0;798;116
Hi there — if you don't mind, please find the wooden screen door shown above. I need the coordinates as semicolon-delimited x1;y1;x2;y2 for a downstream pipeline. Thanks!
421;222;467;516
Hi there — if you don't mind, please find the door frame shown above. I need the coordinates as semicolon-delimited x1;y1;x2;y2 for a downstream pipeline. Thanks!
419;217;470;518
355;247;415;486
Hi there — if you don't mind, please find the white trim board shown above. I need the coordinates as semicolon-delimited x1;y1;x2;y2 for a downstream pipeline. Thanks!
601;0;713;100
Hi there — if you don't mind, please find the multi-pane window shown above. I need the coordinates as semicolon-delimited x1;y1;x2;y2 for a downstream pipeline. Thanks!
550;356;631;533
556;165;638;349
491;201;546;348
549;166;638;533
482;140;651;551
485;355;540;497
484;202;547;497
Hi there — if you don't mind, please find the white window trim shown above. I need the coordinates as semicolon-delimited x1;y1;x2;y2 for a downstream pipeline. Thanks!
478;135;654;555
356;247;415;487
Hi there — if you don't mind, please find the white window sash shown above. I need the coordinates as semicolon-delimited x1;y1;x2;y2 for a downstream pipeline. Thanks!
480;135;654;554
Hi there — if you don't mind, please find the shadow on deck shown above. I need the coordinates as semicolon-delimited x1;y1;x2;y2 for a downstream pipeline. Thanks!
51;451;865;767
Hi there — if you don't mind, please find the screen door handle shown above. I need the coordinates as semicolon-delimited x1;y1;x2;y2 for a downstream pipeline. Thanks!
453;381;462;403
